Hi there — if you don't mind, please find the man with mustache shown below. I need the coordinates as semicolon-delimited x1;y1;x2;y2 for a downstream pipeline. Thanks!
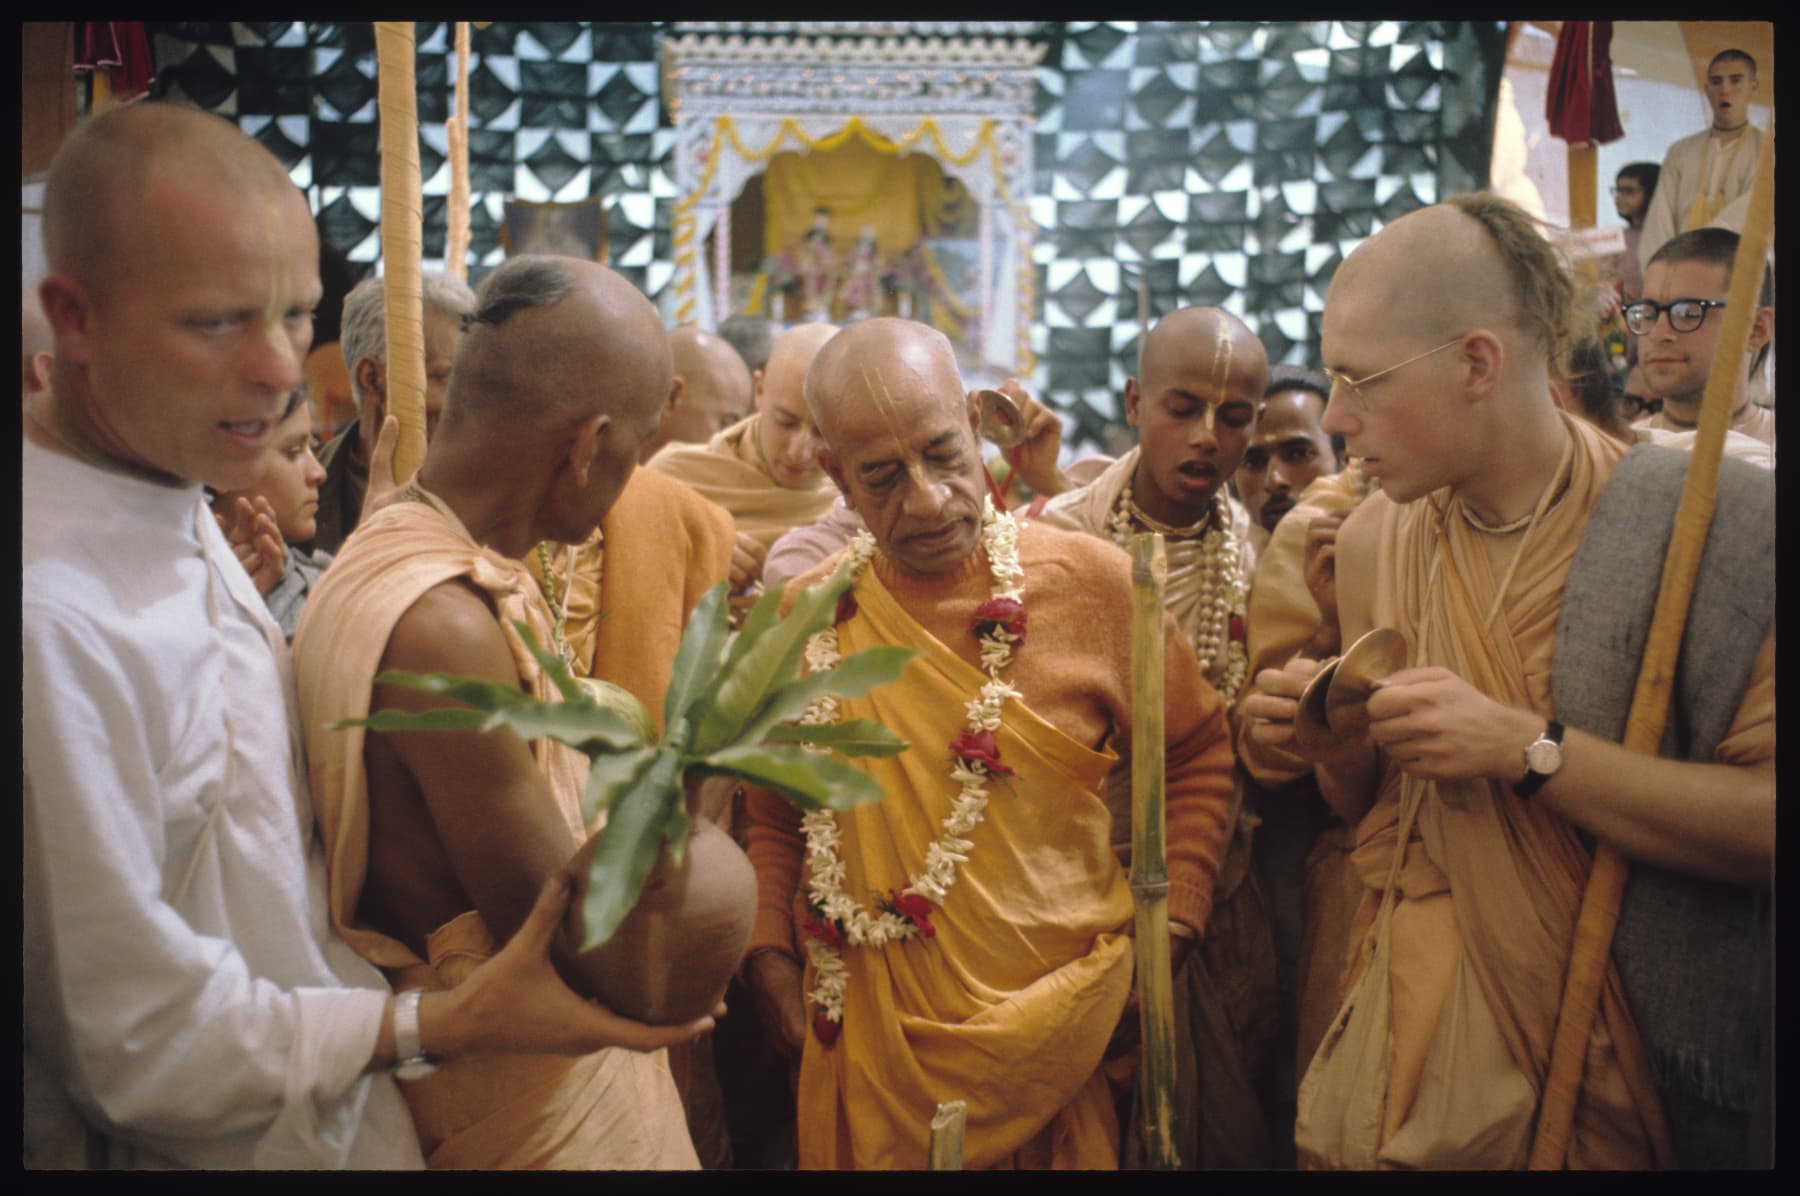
1234;366;1340;558
739;317;1235;1168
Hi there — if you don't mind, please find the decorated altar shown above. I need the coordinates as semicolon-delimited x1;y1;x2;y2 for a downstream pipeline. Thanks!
660;23;1045;375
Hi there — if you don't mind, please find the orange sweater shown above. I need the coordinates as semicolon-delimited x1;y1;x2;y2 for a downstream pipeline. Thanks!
743;519;1236;959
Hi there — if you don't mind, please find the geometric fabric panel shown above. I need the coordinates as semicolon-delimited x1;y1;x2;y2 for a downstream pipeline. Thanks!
146;21;1505;452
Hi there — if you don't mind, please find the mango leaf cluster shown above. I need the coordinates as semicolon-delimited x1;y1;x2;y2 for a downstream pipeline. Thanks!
339;560;915;948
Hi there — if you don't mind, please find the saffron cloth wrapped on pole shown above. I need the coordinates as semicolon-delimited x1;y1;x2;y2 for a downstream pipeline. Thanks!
374;21;428;483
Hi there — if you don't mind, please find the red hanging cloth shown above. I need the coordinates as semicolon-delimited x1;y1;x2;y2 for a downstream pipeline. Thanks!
74;22;156;103
1546;21;1624;146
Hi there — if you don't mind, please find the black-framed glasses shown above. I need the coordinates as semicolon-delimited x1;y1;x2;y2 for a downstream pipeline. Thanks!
1621;298;1727;336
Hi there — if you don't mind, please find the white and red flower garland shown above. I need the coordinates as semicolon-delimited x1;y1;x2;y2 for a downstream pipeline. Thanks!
795;497;1025;1044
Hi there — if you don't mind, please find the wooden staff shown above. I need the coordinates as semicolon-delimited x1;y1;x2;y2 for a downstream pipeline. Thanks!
445;21;472;282
1129;532;1180;1169
374;21;428;484
1529;123;1774;1170
928;1099;967;1169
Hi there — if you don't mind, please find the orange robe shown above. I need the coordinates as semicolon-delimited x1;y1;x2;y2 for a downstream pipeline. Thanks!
294;497;696;1170
644;413;838;555
1298;416;1671;1169
744;523;1235;1169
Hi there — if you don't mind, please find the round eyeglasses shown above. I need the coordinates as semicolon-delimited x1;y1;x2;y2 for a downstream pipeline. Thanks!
1621;298;1727;337
1322;336;1464;402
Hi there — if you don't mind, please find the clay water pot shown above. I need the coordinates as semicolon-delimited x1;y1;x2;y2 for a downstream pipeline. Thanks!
561;802;758;1026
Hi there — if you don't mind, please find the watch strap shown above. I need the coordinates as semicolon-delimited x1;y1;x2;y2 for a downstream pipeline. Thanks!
1513;719;1565;798
392;989;437;1078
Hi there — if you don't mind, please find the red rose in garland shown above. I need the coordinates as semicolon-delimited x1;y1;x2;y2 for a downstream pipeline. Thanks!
813;1009;841;1046
949;727;1014;776
886;890;937;938
971;596;1027;644
835;590;858;626
801;913;846;951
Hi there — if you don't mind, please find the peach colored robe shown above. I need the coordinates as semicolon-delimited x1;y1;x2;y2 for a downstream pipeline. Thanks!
645;413;838;556
1299;416;1669;1169
294;497;695;1170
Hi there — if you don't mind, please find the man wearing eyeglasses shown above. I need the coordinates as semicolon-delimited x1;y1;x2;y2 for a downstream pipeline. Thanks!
1627;227;1774;450
1242;193;1773;1169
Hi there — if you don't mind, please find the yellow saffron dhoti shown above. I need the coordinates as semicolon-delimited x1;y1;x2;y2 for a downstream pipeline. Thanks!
796;566;1134;1170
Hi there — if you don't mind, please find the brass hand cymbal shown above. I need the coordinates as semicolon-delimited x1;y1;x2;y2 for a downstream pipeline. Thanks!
975;388;1026;448
1292;657;1351;757
1323;627;1409;737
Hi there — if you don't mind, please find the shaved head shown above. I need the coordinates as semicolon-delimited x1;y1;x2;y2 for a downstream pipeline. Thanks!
758;322;839;414
44;102;298;296
806;318;985;574
1330;193;1577;376
444;255;671;446
645;324;752;457
1138;305;1268;398
805;317;963;438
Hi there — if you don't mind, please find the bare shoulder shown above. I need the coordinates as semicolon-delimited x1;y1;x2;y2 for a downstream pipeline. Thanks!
382;577;516;683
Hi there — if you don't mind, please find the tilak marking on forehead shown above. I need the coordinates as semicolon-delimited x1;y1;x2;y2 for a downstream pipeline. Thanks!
1211;320;1234;397
859;363;931;490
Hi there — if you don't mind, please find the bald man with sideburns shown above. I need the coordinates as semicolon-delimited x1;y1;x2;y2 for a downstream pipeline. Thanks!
293;255;708;1169
739;318;1236;1169
24;103;710;1171
647;322;840;616
1242;194;1773;1168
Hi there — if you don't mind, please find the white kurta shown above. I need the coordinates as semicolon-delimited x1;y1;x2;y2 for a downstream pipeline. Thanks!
1636;125;1764;271
22;436;422;1170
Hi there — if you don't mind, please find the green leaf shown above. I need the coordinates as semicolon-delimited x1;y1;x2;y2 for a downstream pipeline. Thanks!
716;578;787;675
581;746;658;822
334;707;495;735
699;742;885;812
476;703;644;754
732;644;918;750
688;563;853;757
369;669;536;712
511;620;583;705
579;748;684;949
660;582;731;738
661;790;692;869
763;719;911;757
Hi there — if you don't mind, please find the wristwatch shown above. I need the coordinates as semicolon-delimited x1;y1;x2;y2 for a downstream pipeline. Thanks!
392;989;440;1081
1513;720;1565;798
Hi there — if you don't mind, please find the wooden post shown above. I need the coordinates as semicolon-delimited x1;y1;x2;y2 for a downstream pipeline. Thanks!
928;1099;967;1170
1529;123;1775;1170
1129;532;1181;1170
374;21;428;484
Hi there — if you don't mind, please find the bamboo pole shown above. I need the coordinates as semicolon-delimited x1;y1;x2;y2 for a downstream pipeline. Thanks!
374;21;428;484
1529;123;1774;1170
1129;532;1180;1170
928;1100;967;1170
445;21;472;282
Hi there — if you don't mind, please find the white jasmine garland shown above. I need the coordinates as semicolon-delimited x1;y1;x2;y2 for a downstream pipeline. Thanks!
1107;483;1249;705
796;497;1025;1037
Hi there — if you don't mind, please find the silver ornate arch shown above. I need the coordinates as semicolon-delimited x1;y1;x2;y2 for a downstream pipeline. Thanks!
661;24;1045;373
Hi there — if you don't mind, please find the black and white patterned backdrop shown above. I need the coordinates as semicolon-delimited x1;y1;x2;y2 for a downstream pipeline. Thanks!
149;20;1504;449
